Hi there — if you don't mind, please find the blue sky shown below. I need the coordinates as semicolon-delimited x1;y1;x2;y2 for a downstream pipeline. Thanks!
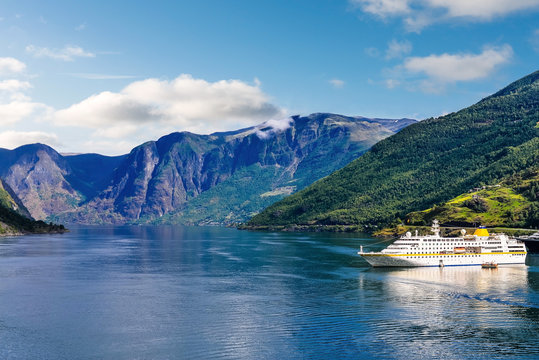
0;0;538;154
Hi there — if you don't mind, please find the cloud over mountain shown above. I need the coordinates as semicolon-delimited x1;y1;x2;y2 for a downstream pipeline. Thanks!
54;74;286;135
0;130;60;149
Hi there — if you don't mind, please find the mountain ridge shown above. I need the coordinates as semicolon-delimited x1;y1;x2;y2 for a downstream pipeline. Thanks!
0;178;66;236
0;113;415;225
246;70;539;231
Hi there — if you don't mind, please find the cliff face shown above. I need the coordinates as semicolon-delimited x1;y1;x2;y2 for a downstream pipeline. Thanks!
0;144;124;221
0;114;415;224
0;144;81;220
0;176;65;236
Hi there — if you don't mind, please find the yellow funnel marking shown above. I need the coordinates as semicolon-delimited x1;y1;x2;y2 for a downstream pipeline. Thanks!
473;228;489;237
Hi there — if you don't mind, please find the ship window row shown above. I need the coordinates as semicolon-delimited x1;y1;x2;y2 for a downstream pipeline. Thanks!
404;255;482;259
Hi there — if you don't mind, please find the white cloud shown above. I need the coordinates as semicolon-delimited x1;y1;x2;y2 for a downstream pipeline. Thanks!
329;78;345;88
385;78;401;89
0;79;32;93
54;74;286;134
56;91;156;127
382;45;514;93
0;101;52;125
385;39;412;59
351;0;539;30
255;117;293;139
75;23;86;31
26;45;95;61
93;123;140;139
426;0;539;18
0;130;60;149
0;57;26;76
0;58;53;125
352;0;410;17
403;45;513;82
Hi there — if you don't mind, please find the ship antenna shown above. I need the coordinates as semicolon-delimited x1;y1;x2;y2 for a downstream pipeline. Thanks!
431;219;440;237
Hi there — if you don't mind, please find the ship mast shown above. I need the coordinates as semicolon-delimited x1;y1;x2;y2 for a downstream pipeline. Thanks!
431;219;440;237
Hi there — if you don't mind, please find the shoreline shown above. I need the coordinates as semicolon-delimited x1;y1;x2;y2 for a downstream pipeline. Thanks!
238;223;538;237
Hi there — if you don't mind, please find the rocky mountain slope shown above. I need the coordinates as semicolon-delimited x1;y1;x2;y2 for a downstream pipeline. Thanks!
0;179;65;235
247;70;539;231
0;144;125;220
0;114;415;225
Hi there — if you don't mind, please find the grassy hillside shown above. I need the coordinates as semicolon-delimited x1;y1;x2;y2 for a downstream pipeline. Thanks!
405;167;539;228
247;70;539;231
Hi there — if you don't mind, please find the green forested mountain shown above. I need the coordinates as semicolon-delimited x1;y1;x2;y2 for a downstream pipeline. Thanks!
404;167;539;228
247;70;539;230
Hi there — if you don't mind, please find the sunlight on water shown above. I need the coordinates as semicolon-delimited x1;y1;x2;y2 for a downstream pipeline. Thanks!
0;226;537;359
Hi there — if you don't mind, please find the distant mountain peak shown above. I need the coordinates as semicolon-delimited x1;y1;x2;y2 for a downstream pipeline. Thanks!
0;112;416;225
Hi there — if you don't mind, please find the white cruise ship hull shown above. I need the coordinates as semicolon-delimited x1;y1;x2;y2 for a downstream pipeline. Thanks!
359;222;527;267
361;252;526;267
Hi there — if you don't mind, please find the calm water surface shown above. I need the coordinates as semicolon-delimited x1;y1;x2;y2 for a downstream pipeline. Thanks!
0;226;538;359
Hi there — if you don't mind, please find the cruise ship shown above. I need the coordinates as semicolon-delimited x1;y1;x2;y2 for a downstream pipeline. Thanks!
517;232;539;253
359;220;527;267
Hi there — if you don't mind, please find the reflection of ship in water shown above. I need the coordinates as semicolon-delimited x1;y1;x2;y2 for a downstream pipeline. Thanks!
378;266;527;291
377;266;529;311
357;263;538;358
359;220;527;267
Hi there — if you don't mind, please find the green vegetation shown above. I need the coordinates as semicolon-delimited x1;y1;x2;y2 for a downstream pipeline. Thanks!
247;70;539;231
0;204;66;235
405;167;539;228
0;183;16;211
152;164;298;225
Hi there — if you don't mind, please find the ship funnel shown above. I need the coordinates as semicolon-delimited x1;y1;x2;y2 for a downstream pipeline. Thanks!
473;226;489;237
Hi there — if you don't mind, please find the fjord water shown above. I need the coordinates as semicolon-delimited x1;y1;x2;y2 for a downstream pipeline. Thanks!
0;227;538;359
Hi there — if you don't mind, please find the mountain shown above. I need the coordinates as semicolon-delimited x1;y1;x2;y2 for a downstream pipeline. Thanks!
246;70;539;231
0;114;415;225
0;178;65;235
0;179;32;218
0;144;125;220
404;167;539;229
